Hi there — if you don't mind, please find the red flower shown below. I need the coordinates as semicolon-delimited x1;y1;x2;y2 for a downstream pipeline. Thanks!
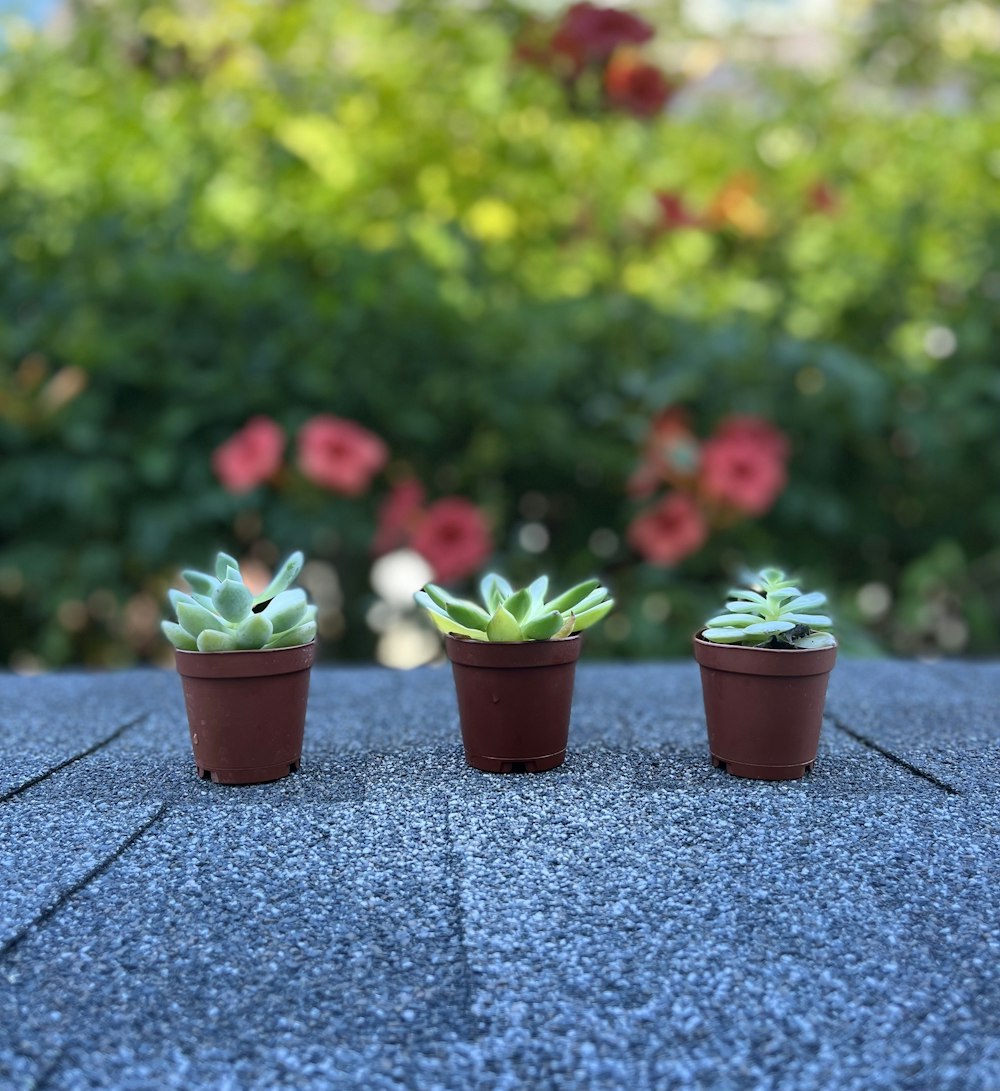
654;191;701;232
552;3;654;65
699;418;789;516
373;478;427;556
298;415;388;496
807;181;840;215
627;492;707;566
628;407;700;497
212;416;285;495
411;498;493;584
605;55;674;118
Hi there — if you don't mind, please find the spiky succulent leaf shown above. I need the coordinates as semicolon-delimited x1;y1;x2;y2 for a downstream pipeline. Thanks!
527;576;549;608
480;573;512;612
573;599;615;632
176;601;227;638
424;584;455;610
253;551;305;607
161;621;197;650
546;578;600;613
196;629;239;652
236;614;273;649
213;579;253;623
486;605;522;642
215;552;240;581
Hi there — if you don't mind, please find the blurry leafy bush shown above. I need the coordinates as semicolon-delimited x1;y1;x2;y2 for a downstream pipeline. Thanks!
0;0;998;666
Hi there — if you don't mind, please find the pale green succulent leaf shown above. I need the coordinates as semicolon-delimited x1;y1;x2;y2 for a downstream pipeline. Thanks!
726;596;765;611
792;632;837;650
253;551;304;606
161;620;197;650
196;629;239;652
265;621;317;649
785;592;827;612
527;576;549;608
744;620;796;636
168;589;196;614
569;587;609;616
263;589;308;633
212;579;253;623
479;573;512;612
707;613;758;627
177;601;228;638
703;626;750;643
181;569;218;596
446;600;492;630
236;613;273;649
486;605;523;642
215;552;241;581
785;613;833;628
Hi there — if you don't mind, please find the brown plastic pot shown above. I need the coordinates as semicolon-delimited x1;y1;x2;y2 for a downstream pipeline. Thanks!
693;631;837;780
444;634;582;773
174;641;316;785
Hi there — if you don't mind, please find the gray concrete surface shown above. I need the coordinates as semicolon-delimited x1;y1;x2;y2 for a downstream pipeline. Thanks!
0;661;998;1090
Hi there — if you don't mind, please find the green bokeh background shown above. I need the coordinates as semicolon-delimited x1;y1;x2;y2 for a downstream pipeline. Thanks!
1;0;998;667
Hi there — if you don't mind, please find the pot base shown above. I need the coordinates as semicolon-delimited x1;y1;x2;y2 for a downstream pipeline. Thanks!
711;755;813;781
465;749;565;774
197;759;300;786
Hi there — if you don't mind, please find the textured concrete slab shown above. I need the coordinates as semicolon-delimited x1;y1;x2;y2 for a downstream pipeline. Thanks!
0;661;997;1090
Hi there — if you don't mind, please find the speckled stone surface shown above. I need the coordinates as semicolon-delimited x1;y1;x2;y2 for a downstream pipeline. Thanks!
1;661;998;1090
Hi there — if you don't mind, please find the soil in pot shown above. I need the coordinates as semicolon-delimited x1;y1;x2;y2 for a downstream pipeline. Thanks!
692;633;837;781
445;634;582;773
174;641;316;785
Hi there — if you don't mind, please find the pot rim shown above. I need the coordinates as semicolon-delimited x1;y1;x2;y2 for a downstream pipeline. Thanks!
692;630;837;677
445;632;582;669
175;640;316;679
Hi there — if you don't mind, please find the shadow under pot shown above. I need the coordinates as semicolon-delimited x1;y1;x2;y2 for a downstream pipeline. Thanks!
692;632;837;781
445;634;582;773
174;641;316;785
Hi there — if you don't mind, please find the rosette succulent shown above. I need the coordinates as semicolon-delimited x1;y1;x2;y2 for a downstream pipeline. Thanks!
416;573;613;642
702;567;836;650
162;551;317;652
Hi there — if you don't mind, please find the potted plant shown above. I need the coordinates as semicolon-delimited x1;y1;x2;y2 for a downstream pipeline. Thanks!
161;550;318;784
415;573;613;772
692;567;837;781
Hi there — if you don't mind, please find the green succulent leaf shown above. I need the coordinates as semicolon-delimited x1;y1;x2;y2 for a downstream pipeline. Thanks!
215;552;241;581
196;629;239;652
726;588;766;605
168;588;196;614
445;600;492;631
521;610;564;640
253;551;305;606
527;575;549;608
236;613;273;649
785;613;833;627
785;592;827;612
263;589;308;633
569;587;609;616
744;620;796;636
424;583;455;610
572;598;614;632
212;579;253;623
181;569;218;596
161;620;197;650
546;578;600;613
486;605;522;642
480;573;512;612
707;613;759;627
266;621;317;649
502;587;533;623
703;626;750;643
176;601;228;638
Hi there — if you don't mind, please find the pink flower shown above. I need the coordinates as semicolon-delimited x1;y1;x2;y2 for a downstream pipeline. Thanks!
627;493;707;566
699;418;789;516
628;408;700;498
212;416;285;495
552;3;655;65
298;415;388;496
373;478;427;555
605;55;674;118
411;498;493;584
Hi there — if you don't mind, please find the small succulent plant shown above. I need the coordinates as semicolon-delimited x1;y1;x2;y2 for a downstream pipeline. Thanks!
162;551;317;652
415;573;614;642
702;567;836;650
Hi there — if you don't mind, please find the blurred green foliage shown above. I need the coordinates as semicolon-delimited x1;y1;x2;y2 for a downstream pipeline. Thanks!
1;0;999;666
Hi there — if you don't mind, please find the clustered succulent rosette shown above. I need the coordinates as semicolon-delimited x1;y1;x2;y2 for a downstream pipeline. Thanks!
702;567;836;650
416;573;613;642
162;551;317;652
